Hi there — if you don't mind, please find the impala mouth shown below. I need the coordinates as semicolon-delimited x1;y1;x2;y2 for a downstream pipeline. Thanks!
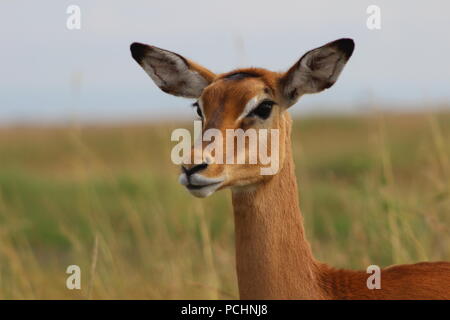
186;182;221;190
179;173;225;198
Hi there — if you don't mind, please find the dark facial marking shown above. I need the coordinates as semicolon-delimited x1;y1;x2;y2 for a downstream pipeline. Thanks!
223;72;260;81
192;102;203;118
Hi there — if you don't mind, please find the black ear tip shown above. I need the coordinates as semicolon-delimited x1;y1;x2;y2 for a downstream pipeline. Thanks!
334;38;355;58
130;42;148;63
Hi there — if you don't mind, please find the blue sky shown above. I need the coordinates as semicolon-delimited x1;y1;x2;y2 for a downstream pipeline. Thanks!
0;0;449;124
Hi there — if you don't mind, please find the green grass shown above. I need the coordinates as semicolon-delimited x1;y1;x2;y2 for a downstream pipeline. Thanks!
0;112;449;299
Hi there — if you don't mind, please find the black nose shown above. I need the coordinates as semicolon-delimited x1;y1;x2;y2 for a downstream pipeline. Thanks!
182;163;208;176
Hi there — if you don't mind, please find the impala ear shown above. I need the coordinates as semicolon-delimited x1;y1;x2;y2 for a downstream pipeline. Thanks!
130;42;216;98
279;38;354;107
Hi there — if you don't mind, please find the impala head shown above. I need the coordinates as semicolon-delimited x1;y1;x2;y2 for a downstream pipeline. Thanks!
131;38;354;197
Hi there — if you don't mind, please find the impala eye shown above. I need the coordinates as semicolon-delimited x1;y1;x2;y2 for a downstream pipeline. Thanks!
192;102;203;119
247;100;274;120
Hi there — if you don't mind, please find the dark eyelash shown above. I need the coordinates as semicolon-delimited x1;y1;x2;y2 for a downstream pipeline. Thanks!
247;100;274;120
192;102;203;118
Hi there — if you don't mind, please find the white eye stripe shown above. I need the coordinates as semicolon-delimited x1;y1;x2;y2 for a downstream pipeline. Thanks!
236;95;265;122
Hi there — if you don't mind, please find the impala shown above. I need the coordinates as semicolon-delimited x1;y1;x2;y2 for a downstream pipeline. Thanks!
130;38;450;299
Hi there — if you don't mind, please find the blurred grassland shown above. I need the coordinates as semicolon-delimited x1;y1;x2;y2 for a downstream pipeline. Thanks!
0;112;449;299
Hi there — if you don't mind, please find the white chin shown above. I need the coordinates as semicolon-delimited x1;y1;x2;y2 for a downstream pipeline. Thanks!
178;173;224;198
187;184;220;198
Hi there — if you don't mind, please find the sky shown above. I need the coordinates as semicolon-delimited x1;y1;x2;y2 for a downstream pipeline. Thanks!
0;0;449;124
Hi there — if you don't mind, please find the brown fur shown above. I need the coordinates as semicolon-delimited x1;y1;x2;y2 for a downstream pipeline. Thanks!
233;112;450;299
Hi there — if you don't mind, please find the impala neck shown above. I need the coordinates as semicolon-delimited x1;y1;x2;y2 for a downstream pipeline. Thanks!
231;120;326;299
